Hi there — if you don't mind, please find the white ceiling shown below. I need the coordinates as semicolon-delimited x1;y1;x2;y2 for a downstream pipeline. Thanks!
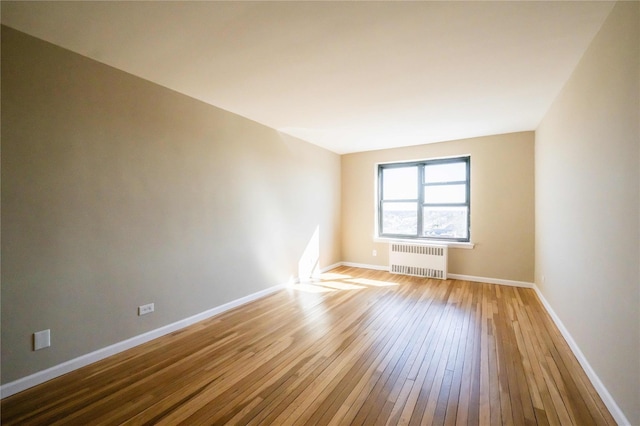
1;1;614;154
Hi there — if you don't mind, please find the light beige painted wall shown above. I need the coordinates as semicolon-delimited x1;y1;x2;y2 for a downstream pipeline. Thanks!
342;132;535;283
535;2;639;424
0;26;341;384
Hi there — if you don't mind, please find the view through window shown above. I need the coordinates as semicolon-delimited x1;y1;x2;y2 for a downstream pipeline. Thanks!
378;156;470;241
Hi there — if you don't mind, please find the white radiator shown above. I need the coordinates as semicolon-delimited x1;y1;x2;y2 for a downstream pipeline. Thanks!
389;243;448;279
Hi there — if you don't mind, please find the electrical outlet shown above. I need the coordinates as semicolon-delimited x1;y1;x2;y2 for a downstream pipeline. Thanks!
372;249;377;256
138;303;154;316
34;329;51;351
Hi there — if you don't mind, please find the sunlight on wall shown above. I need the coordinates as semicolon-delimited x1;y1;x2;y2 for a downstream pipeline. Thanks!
298;226;320;282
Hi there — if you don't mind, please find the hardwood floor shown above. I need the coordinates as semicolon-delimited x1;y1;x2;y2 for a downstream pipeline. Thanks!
1;266;615;425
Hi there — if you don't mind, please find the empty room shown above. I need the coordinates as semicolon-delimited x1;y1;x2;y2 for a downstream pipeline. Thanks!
1;1;638;425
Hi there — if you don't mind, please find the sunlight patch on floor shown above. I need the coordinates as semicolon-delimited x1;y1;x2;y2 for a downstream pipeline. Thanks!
346;278;399;287
290;271;399;293
317;281;366;291
290;283;336;293
316;272;353;280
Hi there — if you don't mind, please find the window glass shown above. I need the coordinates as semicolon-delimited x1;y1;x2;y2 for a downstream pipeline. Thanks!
382;167;418;200
381;202;417;235
423;184;466;204
422;206;468;239
424;162;466;183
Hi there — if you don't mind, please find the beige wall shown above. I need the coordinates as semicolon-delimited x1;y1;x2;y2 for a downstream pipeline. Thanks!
342;132;535;283
0;26;341;384
535;2;639;424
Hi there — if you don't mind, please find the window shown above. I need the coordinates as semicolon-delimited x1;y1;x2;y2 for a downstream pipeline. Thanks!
378;156;470;242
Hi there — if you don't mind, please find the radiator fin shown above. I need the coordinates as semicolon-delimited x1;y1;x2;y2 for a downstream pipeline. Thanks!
390;264;444;279
389;243;448;279
390;244;445;257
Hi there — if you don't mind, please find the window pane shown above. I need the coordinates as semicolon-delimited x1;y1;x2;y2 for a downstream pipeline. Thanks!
382;202;417;235
422;206;468;239
424;162;466;183
382;167;418;200
424;184;466;204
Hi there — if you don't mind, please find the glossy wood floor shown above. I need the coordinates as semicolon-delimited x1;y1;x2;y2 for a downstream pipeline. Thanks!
2;267;615;425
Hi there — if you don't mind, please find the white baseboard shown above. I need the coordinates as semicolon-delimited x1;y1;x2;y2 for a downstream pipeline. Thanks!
0;282;288;399
533;286;630;426
334;263;534;288
447;273;534;288
339;262;389;271
319;262;343;273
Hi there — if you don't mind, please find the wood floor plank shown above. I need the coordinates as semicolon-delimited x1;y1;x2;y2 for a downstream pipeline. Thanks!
453;281;480;426
283;281;419;425
325;283;437;425
1;267;616;426
408;285;461;425
355;281;439;425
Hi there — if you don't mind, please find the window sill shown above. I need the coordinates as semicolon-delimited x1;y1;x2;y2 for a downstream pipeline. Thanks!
373;237;475;249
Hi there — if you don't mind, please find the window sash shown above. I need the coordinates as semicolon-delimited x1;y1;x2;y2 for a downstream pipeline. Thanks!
378;157;470;242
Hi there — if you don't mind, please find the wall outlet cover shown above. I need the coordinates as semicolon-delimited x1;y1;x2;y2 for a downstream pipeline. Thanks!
34;329;51;351
138;303;155;316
